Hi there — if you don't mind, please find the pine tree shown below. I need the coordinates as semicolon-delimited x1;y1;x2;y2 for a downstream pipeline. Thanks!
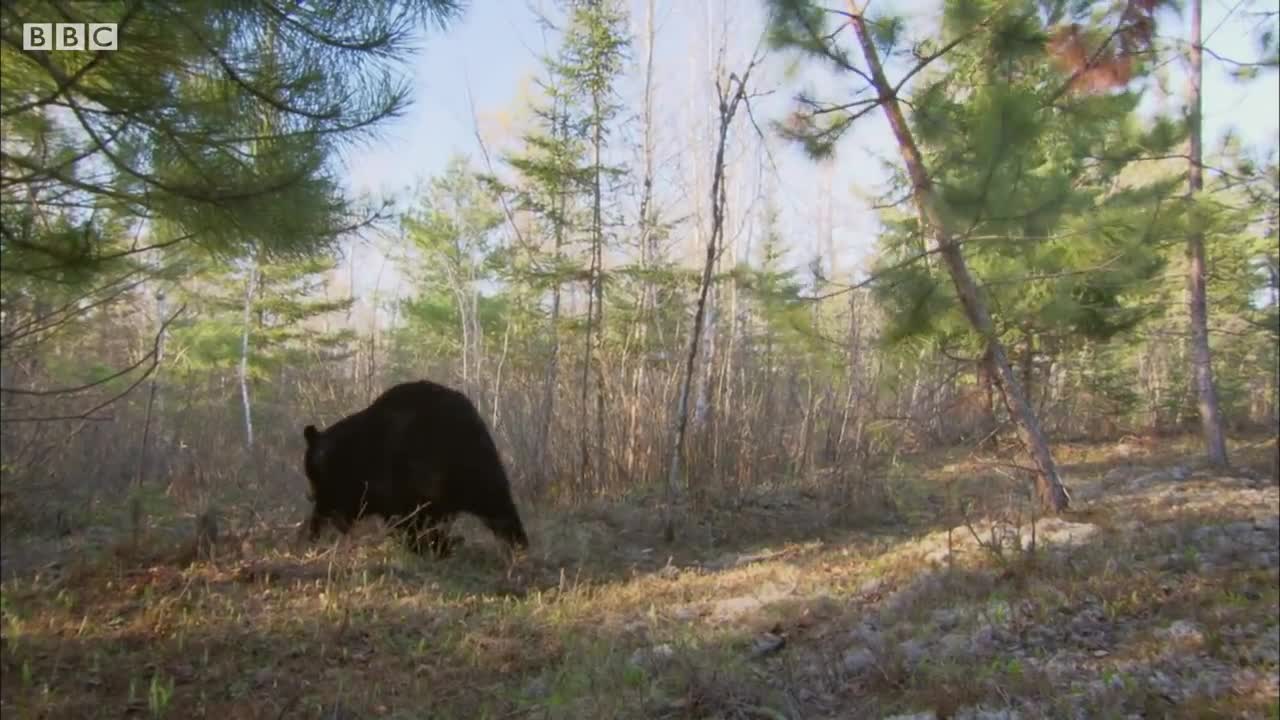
165;252;355;401
1;0;464;409
558;0;631;492
763;0;1188;511
488;53;587;495
396;155;505;392
483;0;631;493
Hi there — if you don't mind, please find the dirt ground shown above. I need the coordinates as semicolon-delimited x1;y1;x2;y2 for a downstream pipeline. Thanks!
2;435;1277;719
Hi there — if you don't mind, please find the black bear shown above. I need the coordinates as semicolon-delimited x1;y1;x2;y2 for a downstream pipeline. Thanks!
301;380;529;558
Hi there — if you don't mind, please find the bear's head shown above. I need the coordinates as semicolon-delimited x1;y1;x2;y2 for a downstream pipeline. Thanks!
301;424;344;539
302;424;328;499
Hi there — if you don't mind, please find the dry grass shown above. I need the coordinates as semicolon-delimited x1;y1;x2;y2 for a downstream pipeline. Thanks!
2;434;1277;719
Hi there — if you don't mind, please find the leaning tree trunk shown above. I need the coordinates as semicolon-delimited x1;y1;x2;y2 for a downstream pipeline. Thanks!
979;350;999;448
1185;0;1230;466
848;7;1070;512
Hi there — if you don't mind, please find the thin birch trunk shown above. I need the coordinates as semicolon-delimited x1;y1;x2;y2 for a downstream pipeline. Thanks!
238;261;258;450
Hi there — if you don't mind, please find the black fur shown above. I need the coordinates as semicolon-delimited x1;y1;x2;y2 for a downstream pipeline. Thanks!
302;380;529;557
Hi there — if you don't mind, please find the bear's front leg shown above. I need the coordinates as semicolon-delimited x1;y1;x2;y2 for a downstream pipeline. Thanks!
403;510;460;558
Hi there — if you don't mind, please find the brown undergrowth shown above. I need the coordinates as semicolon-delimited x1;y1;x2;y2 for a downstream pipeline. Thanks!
2;434;1277;719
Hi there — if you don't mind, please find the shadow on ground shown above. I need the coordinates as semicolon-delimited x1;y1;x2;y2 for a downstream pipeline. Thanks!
2;437;1277;718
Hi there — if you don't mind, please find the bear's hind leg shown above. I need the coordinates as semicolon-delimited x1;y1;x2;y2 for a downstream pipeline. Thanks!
309;510;353;541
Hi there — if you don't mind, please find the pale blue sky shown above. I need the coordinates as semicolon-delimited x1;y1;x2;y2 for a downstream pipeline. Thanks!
335;0;1279;307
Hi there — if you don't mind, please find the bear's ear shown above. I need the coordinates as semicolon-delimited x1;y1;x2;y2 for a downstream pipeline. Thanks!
304;424;318;446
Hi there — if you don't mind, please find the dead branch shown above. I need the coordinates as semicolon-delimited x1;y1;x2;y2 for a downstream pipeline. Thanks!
0;302;188;422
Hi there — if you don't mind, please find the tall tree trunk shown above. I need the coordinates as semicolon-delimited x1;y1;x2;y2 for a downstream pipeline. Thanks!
238;261;258;450
492;317;511;430
579;292;595;495
536;105;570;498
797;375;816;480
579;198;599;492
1185;0;1230;466
979;350;999;447
539;278;562;493
693;296;716;428
848;7;1070;512
835;289;862;464
1021;331;1035;413
1269;259;1279;482
367;251;390;400
589;83;608;493
626;0;658;483
907;345;930;434
133;286;168;545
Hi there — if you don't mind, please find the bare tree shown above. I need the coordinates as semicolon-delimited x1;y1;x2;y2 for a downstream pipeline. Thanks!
665;45;763;542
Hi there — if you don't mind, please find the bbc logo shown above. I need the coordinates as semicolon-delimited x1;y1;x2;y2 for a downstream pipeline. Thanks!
23;23;118;51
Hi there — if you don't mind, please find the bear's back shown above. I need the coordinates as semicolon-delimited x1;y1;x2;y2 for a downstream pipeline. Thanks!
319;380;501;479
323;381;465;436
368;380;460;411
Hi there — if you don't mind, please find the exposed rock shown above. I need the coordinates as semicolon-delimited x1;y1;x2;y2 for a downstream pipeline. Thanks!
931;607;964;632
703;548;785;571
924;547;953;566
1103;466;1132;484
629;643;674;671
850;621;886;654
705;581;796;623
1131;471;1169;487
1156;620;1204;645
970;624;998;655
898;638;929;667
669;605;701;622
955;709;1022;720
1031;518;1099;549
749;632;786;659
883;574;945;617
523;677;549;699
858;577;886;597
1222;520;1258;538
1251;551;1279;569
938;631;970;660
711;595;764;620
842;648;878;674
